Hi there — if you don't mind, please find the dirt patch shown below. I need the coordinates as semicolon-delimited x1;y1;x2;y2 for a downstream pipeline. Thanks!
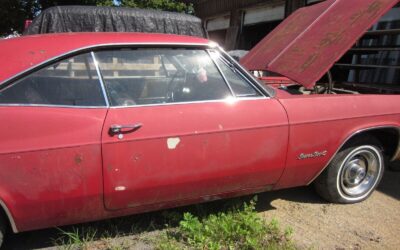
4;169;399;250
257;169;400;249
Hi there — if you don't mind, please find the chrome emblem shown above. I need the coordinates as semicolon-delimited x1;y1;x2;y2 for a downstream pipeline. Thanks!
298;150;327;160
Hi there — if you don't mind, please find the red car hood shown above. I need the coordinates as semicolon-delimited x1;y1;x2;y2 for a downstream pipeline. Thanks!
240;0;398;88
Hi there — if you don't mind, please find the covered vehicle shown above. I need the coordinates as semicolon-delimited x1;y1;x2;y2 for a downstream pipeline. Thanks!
0;0;399;246
24;5;207;38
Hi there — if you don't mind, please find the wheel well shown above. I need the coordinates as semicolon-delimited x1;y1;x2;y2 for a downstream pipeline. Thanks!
345;127;400;161
0;200;17;233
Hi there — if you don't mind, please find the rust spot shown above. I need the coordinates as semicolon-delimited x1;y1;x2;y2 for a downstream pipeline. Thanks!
367;1;383;16
132;154;142;162
319;30;345;48
74;154;83;165
106;165;113;172
300;53;318;72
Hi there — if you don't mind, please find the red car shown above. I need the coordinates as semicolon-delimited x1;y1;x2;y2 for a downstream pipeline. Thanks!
0;0;399;245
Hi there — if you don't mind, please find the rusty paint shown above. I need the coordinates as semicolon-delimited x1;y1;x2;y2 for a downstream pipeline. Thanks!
241;0;398;88
132;154;142;162
74;154;83;165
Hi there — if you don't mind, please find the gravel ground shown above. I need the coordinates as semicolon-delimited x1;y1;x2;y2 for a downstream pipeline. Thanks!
3;168;399;250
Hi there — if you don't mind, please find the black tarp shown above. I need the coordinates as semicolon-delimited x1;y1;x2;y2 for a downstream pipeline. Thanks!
24;5;207;38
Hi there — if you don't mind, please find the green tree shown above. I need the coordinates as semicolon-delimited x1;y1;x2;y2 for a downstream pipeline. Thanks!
120;0;194;13
0;0;40;36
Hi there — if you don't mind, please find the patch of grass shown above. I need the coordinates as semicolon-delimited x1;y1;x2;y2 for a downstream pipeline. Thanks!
55;227;97;250
157;197;295;250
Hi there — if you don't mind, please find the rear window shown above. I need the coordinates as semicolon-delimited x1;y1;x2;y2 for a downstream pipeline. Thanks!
0;53;106;106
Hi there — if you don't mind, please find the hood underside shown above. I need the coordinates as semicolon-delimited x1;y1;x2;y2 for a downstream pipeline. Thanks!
240;0;399;88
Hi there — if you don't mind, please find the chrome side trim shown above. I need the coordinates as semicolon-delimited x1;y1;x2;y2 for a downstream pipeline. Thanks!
307;125;400;185
109;96;269;109
91;52;110;107
0;199;18;233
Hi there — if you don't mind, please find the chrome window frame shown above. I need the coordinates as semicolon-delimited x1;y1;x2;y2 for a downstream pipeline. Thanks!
0;42;272;109
206;49;235;97
217;46;276;97
0;51;109;108
91;52;110;107
210;49;264;98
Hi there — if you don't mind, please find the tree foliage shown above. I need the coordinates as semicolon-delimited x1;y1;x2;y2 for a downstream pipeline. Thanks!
0;0;194;36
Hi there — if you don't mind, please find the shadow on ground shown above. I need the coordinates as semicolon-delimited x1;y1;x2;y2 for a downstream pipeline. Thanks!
3;168;399;250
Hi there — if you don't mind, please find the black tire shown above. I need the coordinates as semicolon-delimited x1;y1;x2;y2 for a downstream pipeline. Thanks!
389;160;400;172
314;136;385;204
0;215;6;248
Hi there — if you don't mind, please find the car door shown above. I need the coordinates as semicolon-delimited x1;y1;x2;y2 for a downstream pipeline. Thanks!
97;47;288;210
0;53;108;230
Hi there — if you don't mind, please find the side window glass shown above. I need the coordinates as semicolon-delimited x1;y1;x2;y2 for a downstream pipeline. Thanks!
94;49;232;106
210;51;260;98
0;53;106;106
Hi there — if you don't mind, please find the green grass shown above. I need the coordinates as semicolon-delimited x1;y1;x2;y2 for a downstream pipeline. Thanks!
55;227;97;250
54;196;295;250
157;197;295;250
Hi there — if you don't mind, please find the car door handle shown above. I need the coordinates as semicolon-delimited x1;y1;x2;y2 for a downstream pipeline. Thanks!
109;123;142;135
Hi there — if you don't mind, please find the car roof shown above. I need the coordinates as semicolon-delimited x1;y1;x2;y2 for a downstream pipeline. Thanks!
0;32;210;85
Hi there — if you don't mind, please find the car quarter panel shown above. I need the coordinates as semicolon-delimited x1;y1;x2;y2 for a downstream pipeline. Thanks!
275;94;400;189
101;98;288;210
0;107;107;232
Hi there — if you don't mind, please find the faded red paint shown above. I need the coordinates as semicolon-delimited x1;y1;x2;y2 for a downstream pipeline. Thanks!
240;0;399;88
0;6;399;234
101;99;288;210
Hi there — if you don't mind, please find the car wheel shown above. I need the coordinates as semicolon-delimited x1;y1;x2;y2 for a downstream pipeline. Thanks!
0;215;6;247
314;136;384;204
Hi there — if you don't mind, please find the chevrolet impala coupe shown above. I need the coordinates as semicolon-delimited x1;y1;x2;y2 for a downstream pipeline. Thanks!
0;0;399;245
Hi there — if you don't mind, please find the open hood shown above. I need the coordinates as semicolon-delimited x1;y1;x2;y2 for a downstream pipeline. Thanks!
240;0;399;88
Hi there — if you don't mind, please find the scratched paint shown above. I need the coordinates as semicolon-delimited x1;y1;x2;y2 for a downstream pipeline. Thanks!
167;138;180;150
115;186;126;191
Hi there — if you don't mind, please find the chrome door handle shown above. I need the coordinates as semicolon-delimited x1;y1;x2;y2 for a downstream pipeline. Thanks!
109;123;142;135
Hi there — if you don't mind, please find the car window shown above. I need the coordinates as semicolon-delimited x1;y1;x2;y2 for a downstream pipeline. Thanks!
93;49;233;106
0;53;106;106
210;51;260;98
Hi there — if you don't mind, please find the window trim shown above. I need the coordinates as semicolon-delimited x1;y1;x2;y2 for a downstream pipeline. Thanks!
0;43;273;108
206;50;236;97
108;96;269;109
210;50;264;98
0;52;109;108
217;47;276;97
91;52;110;107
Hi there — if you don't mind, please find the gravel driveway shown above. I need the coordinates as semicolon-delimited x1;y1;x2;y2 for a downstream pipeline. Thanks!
3;168;399;250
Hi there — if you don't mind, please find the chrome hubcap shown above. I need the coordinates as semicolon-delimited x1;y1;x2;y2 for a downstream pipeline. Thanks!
340;148;380;197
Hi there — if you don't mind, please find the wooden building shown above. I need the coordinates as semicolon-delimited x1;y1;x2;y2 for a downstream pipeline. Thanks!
183;0;322;50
